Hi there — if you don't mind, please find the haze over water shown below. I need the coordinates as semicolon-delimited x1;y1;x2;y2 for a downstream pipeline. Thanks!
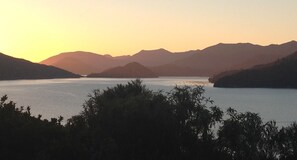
0;77;296;126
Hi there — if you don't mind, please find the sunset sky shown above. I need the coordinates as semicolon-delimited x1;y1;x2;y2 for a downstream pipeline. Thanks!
0;0;296;62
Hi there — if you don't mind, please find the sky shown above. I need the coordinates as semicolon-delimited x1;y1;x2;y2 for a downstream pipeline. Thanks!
0;0;296;62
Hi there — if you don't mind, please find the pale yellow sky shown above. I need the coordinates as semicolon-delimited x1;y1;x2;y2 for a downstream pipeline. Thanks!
0;0;296;62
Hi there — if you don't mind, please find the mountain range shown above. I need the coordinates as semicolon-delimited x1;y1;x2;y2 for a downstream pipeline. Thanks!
212;51;297;88
173;41;297;76
40;49;198;75
0;53;80;80
2;40;297;81
40;41;297;77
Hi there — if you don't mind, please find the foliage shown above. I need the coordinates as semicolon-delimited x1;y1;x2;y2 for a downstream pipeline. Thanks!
278;122;297;160
0;95;72;160
219;108;266;160
66;79;223;159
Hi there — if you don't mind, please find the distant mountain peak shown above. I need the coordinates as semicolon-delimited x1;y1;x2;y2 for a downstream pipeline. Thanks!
103;54;113;58
59;51;102;56
123;62;150;69
215;42;256;47
287;40;297;43
137;48;171;55
213;41;297;48
281;40;297;46
156;48;168;51
141;48;167;51
201;42;260;53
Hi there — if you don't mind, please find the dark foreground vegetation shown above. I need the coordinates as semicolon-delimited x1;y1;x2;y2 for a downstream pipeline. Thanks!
1;80;297;160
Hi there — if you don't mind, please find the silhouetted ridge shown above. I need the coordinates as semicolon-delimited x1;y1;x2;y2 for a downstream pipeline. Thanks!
0;52;80;80
87;62;158;78
213;51;297;88
281;40;297;46
173;41;297;76
40;41;297;76
136;48;171;55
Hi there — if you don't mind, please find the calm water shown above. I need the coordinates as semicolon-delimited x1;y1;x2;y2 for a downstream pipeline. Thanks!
0;77;296;126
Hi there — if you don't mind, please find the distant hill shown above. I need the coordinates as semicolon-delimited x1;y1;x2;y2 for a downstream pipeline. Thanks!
213;51;297;88
88;62;158;78
0;52;80;80
173;41;297;76
40;49;197;75
40;51;127;75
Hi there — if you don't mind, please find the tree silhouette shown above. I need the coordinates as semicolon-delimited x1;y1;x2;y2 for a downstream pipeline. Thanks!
218;108;264;160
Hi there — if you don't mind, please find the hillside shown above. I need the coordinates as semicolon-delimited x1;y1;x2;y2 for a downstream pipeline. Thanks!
213;51;297;88
40;51;127;75
0;52;80;80
88;62;158;78
173;41;297;76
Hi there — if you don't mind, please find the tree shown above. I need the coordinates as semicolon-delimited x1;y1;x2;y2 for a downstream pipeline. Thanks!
278;122;297;160
218;108;264;160
259;121;280;160
168;85;224;159
67;79;181;160
169;85;223;141
0;95;68;160
67;79;224;160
